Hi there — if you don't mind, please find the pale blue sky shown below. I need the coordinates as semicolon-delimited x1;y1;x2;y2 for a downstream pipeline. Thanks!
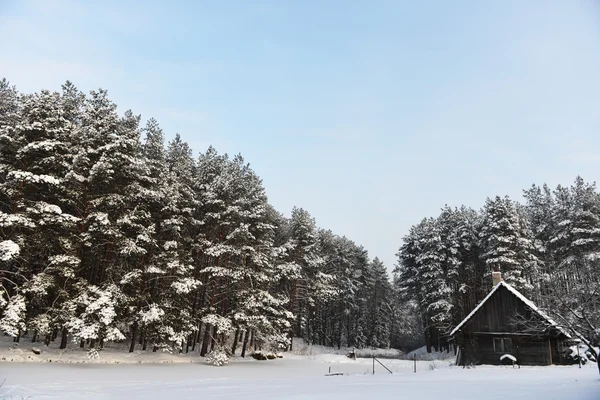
2;0;600;271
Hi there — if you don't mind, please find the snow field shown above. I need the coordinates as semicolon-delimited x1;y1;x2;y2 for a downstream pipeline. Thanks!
1;354;598;399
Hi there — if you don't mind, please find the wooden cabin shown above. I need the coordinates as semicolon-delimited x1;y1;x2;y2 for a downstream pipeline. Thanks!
450;269;571;366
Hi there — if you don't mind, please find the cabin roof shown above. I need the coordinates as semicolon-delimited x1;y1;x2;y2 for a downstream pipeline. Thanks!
449;281;571;338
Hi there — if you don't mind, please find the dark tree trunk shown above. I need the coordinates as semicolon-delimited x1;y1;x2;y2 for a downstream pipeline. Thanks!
44;335;51;346
210;325;217;352
231;328;240;355
59;328;68;349
142;337;147;351
200;325;210;356
186;334;192;353
52;328;58;341
138;327;144;345
90;339;96;349
80;339;85;348
241;330;250;358
31;330;38;343
129;321;138;353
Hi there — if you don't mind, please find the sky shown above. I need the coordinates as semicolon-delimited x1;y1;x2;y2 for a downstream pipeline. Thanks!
1;0;600;271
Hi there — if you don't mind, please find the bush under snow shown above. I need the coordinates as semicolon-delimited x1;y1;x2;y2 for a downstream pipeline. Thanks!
205;345;231;367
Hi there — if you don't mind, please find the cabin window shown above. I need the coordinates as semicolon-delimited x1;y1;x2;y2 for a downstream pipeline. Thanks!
493;338;513;353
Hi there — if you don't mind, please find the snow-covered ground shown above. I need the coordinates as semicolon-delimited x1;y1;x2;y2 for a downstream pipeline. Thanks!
0;336;408;365
1;354;598;399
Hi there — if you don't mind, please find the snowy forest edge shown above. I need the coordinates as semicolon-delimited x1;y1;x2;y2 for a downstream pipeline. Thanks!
1;79;599;365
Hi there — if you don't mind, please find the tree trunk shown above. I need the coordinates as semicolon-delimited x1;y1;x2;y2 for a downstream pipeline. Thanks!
59;328;68;350
210;325;217;352
80;339;85;348
138;327;144;345
231;328;240;355
186;334;192;353
31;330;38;343
200;325;210;356
44;334;51;346
241;330;250;358
142;337;147;351
129;321;138;353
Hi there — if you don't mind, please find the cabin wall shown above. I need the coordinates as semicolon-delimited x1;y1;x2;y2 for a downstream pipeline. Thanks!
551;338;565;364
458;334;564;366
515;337;551;365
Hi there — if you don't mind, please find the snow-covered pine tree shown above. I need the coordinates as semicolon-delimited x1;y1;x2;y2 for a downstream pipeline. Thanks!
395;222;426;319
287;207;335;344
522;183;555;303
319;232;366;348
546;177;600;341
264;210;302;351
395;216;456;352
164;134;202;352
448;206;484;324
195;149;292;359
415;217;453;351
66;91;155;349
0;79;22;312
436;206;467;331
367;257;393;348
478;196;537;292
569;177;600;281
69;89;122;289
118;117;184;353
0;89;79;343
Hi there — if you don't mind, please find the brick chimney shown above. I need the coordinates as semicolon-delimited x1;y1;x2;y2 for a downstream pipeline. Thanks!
492;266;502;287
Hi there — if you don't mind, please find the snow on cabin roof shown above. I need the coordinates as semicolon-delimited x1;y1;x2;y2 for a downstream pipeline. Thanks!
449;281;571;338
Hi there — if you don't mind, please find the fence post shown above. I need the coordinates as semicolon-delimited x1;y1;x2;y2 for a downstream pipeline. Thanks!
373;357;375;375
413;353;416;373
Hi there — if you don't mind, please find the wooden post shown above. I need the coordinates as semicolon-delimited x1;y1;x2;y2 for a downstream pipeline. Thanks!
548;339;552;365
373;357;375;375
577;344;581;369
414;353;417;373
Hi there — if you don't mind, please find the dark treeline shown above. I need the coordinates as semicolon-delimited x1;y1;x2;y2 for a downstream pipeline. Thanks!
395;178;600;353
0;79;419;360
